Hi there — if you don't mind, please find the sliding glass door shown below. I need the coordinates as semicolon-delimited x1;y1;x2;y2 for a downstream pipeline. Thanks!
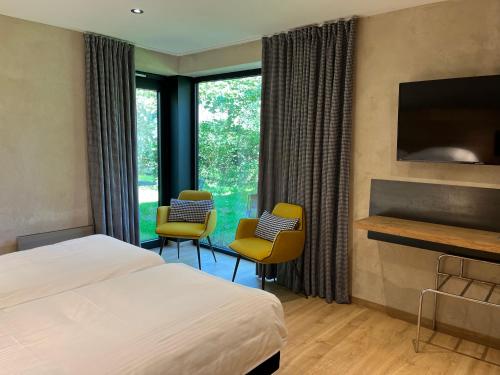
136;85;160;242
197;73;262;248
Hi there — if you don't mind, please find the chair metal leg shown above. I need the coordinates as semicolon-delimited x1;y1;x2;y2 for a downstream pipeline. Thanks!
177;239;180;259
196;240;201;270
232;255;241;282
292;259;301;279
207;236;217;262
260;263;267;290
293;258;308;298
159;237;166;256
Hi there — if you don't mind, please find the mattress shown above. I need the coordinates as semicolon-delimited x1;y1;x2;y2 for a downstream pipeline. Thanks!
0;263;287;374
0;234;164;309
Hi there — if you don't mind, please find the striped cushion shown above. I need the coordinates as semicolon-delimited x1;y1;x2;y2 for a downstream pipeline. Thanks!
168;199;214;223
255;211;299;242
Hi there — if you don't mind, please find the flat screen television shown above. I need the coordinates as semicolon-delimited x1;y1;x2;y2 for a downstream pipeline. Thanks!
397;75;500;165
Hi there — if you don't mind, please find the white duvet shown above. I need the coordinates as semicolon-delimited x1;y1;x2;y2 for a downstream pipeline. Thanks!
0;263;287;374
0;234;164;309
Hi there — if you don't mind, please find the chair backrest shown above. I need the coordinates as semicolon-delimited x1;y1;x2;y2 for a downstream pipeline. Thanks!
272;203;304;231
178;190;212;201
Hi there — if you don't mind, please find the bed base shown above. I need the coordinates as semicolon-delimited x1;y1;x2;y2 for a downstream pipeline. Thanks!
247;352;280;375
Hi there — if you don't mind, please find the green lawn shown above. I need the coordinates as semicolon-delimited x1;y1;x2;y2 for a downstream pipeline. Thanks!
138;174;157;185
139;201;158;241
138;192;257;246
207;191;257;246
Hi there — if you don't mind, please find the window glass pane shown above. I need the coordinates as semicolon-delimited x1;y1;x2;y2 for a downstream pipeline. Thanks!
136;88;159;242
197;75;261;248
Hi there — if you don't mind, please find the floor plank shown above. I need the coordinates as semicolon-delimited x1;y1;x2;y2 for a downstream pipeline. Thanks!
152;244;500;374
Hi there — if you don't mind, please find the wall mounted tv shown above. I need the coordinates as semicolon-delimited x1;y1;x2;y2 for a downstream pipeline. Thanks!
397;74;500;165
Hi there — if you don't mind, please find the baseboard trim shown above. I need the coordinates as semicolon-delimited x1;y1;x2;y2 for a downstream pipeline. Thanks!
351;296;500;349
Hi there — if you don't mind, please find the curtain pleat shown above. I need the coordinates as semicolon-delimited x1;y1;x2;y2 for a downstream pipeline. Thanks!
84;34;139;245
258;19;356;303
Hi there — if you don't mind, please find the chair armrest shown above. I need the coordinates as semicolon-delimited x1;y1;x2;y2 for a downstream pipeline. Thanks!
201;209;217;237
235;218;259;240
264;230;305;263
156;206;170;226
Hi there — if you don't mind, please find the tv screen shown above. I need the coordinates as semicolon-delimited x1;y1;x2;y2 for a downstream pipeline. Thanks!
397;75;500;165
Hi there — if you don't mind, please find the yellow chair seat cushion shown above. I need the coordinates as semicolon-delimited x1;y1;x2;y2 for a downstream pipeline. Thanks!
229;237;273;261
156;222;206;238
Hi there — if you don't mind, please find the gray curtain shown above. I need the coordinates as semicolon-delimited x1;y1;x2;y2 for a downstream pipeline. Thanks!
84;34;139;245
258;19;356;303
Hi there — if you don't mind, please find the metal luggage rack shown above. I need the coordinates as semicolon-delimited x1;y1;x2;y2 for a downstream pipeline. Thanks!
415;254;500;352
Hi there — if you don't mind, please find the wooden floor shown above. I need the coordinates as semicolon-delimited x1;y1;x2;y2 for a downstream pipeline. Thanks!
156;243;500;374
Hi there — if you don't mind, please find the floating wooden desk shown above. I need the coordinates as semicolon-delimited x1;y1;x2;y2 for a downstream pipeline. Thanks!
355;215;500;256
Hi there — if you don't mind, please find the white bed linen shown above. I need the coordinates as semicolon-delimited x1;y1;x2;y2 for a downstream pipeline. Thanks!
0;263;287;375
0;234;164;309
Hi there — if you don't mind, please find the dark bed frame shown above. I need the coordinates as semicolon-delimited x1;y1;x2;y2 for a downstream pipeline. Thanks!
247;352;280;375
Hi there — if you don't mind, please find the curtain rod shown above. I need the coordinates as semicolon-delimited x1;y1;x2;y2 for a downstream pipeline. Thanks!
84;31;134;46
264;15;358;38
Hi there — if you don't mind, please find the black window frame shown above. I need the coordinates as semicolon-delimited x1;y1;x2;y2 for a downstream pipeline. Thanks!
136;71;170;249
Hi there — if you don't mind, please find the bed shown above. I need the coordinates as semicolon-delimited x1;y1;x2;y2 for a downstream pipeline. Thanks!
0;263;287;374
0;234;164;309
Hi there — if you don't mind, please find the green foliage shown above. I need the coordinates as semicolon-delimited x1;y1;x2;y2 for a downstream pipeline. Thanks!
137;88;160;242
198;76;261;195
198;76;262;246
136;89;158;186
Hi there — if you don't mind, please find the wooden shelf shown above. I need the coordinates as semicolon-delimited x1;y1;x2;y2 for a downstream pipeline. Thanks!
355;216;500;255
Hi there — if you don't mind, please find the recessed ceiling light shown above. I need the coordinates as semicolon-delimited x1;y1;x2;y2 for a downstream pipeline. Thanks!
131;8;144;14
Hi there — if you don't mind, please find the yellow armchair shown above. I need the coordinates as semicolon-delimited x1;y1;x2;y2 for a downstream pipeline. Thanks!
229;203;305;290
155;190;217;270
235;218;259;239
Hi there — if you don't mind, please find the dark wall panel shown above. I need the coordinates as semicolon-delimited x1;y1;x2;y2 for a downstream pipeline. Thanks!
368;179;500;262
167;76;195;200
369;179;500;232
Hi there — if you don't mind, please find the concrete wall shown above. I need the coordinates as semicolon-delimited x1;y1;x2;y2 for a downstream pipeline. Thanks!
0;14;90;253
136;47;179;76
179;40;261;76
136;40;261;77
352;0;500;340
0;16;182;253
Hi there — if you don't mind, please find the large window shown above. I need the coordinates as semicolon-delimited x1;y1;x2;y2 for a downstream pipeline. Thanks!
136;86;160;242
197;73;262;248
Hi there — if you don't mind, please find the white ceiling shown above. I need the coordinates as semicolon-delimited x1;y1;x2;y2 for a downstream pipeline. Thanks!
0;0;445;55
